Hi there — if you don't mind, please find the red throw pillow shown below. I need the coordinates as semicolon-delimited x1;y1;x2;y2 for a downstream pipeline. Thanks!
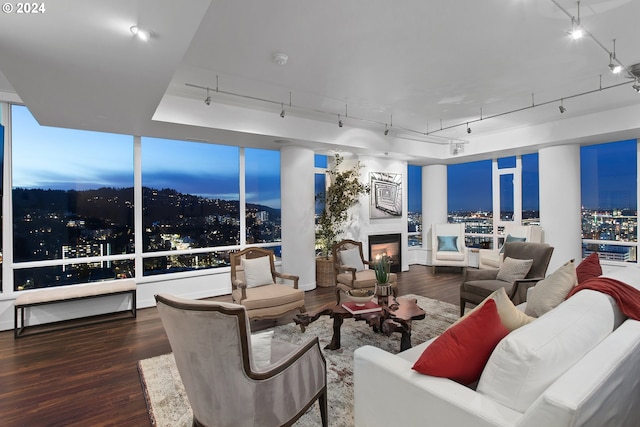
412;299;509;385
576;252;602;284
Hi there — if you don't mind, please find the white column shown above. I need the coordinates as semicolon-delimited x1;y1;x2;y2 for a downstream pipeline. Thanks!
280;146;316;291
539;144;582;273
423;164;448;262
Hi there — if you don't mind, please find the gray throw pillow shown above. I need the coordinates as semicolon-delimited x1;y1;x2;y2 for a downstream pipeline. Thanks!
496;257;533;283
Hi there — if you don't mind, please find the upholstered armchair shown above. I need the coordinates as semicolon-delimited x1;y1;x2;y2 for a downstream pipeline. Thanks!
478;224;543;269
155;294;328;427
332;239;398;303
460;241;554;316
430;223;468;273
230;247;305;323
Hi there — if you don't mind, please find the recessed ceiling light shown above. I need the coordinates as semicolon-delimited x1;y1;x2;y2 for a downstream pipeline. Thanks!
130;25;150;41
272;52;288;65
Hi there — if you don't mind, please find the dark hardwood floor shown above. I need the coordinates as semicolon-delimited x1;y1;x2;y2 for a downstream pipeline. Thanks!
0;265;463;427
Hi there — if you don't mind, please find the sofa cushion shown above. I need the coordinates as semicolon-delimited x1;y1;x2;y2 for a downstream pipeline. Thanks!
525;259;577;317
576;252;602;284
453;287;534;331
496;257;533;283
241;256;274;288
412;299;509;385
477;289;618;413
437;235;459;252
339;247;365;272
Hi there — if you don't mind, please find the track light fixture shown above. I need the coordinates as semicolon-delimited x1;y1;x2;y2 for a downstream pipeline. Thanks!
633;79;640;93
568;1;583;40
466;123;471;134
338;115;343;128
384;124;389;136
204;88;211;106
559;98;566;113
280;102;285;118
609;40;622;74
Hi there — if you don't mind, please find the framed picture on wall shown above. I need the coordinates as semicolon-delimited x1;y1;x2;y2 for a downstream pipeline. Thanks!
370;172;402;218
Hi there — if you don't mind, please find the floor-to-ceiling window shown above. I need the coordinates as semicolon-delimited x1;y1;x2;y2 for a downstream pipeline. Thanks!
522;153;540;226
314;154;327;255
12;105;135;290
407;164;422;247
581;139;637;263
448;160;492;248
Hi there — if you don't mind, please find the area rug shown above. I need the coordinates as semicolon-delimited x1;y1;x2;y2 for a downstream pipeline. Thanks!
138;294;458;426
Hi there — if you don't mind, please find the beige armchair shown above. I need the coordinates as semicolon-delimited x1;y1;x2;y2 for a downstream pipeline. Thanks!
332;239;397;302
230;247;305;323
155;293;328;427
431;223;468;273
478;224;543;269
460;241;554;316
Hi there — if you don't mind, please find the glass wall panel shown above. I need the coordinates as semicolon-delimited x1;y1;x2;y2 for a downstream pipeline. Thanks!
499;173;514;221
11;105;134;289
141;138;240;252
407;165;422;247
448;160;493;246
245;148;281;244
497;156;516;169
580;139;637;262
522;153;540;225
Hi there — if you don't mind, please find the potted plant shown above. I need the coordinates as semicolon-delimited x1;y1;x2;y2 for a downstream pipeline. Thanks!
374;255;393;300
315;154;369;286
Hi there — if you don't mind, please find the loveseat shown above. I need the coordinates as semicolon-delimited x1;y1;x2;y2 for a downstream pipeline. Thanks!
353;268;640;427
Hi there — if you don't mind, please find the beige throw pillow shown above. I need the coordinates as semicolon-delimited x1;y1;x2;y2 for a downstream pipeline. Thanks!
454;287;534;332
496;257;533;283
525;259;577;317
241;256;274;288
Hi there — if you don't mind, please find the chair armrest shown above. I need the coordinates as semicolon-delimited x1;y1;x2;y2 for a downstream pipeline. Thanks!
336;264;357;281
274;272;300;289
463;268;499;282
510;277;544;304
233;279;248;300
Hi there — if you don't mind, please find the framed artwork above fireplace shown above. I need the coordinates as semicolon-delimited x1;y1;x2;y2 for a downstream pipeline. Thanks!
370;172;402;219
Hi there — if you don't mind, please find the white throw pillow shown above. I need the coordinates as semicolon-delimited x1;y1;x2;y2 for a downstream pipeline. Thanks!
525;259;577;317
339;247;365;272
496;257;533;283
477;290;617;413
241;256;274;288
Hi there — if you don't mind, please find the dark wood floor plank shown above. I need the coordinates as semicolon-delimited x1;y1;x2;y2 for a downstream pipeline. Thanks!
0;265;462;427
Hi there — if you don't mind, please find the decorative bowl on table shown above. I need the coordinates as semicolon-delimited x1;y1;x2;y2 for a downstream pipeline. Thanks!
346;289;375;306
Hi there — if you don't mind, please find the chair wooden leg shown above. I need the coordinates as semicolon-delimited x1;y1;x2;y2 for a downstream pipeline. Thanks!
318;387;328;427
459;299;466;317
298;306;306;332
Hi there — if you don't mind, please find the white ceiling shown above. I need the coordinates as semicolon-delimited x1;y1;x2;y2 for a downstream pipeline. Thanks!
1;0;639;163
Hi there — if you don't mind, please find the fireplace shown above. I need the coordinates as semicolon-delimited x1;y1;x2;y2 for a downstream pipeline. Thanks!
368;233;401;273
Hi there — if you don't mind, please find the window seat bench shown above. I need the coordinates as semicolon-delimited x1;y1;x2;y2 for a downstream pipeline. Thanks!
14;279;137;338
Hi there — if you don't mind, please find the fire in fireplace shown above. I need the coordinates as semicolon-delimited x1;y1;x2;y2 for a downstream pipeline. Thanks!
368;233;401;273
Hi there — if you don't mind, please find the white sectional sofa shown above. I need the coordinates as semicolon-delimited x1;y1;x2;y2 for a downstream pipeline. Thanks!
354;269;640;427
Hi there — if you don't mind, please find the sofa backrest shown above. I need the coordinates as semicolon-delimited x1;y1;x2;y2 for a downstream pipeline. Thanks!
476;289;622;413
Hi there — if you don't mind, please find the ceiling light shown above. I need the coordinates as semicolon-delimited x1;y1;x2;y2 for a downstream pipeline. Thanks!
609;40;622;74
559;99;566;113
280;103;285;118
466;123;471;134
633;80;640;93
384;125;389;136
130;25;150;41
204;88;211;106
568;2;583;40
338;115;343;128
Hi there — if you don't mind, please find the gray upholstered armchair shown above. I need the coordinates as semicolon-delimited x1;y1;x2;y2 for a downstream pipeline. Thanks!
460;242;554;316
155;293;328;427
230;247;305;323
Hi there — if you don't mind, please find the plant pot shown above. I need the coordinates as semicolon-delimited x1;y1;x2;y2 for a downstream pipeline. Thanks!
315;257;335;287
375;283;393;296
